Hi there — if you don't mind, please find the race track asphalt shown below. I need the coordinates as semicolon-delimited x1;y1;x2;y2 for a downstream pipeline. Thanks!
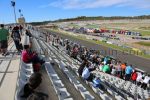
48;30;150;73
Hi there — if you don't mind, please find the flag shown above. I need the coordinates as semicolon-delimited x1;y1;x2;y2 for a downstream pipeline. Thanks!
11;1;15;7
19;9;21;13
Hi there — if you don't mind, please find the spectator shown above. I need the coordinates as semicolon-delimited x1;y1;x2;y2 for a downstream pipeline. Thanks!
111;66;116;75
99;63;104;72
21;45;45;72
136;72;143;86
116;61;122;78
11;26;22;53
78;59;88;76
82;62;96;81
21;73;42;98
25;29;32;37
19;25;23;35
125;65;133;81
0;24;9;56
92;77;105;90
121;63;127;78
141;74;150;90
131;70;138;84
102;64;111;74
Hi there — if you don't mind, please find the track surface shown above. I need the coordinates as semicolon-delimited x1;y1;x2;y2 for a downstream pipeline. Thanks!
49;30;150;73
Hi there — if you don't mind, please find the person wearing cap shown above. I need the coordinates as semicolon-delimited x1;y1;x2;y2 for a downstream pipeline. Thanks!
0;24;9;56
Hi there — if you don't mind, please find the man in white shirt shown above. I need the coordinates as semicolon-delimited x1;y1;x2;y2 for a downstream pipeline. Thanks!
141;75;150;90
136;72;143;86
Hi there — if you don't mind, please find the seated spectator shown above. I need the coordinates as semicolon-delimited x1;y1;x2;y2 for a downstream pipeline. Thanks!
92;77;105;90
21;73;42;98
131;70;138;84
125;65;133;81
78;59;88;76
141;74;150;90
21;45;45;72
82;63;96;81
102;64;111;74
92;77;101;88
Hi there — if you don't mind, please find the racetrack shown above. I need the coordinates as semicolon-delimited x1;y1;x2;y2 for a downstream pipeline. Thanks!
48;30;150;73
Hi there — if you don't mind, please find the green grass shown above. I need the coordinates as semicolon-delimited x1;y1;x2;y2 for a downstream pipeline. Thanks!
135;42;150;47
69;23;80;28
139;27;150;30
85;24;99;29
134;30;150;36
46;28;150;59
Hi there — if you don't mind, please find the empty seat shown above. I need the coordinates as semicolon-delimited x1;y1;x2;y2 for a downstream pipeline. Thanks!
54;80;64;88
58;88;71;100
80;91;95;100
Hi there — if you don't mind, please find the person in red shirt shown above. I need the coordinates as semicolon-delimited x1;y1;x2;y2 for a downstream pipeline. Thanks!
21;45;45;72
131;70;138;84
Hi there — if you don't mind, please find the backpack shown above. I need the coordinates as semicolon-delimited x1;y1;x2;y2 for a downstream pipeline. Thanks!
12;30;20;41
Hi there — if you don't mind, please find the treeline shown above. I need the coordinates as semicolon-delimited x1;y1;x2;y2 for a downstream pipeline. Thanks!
29;15;150;25
54;15;150;22
28;21;52;26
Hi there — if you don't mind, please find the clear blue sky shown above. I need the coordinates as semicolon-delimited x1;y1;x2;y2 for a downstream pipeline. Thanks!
0;0;150;24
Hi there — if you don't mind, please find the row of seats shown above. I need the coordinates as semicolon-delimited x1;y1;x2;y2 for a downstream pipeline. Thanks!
39;38;113;100
47;37;150;100
30;30;150;100
41;40;95;100
15;34;33;100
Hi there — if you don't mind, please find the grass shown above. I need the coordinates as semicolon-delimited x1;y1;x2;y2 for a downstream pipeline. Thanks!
134;30;150;36
85;24;99;29
69;23;80;28
135;42;150;47
46;28;150;59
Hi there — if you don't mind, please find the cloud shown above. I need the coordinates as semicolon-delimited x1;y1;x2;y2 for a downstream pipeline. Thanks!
40;0;150;10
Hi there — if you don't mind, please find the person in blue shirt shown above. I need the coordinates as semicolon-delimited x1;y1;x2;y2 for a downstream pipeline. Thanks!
125;64;133;81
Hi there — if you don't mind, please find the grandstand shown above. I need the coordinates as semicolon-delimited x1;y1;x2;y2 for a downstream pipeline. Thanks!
0;25;150;100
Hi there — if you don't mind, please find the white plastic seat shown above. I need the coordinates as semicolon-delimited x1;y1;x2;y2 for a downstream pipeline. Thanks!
54;80;64;88
58;88;71;99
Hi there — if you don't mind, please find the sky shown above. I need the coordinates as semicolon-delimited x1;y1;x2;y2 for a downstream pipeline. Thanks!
0;0;150;24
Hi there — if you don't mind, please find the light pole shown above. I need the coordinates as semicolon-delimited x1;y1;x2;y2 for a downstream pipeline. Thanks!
11;0;17;23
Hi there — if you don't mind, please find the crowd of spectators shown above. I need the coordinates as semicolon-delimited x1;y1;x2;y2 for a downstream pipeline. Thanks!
46;32;150;90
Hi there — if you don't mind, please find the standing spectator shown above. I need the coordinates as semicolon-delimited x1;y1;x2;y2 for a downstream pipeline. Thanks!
125;65;133;81
136;72;143;86
19;25;23;35
11;26;22;53
116;61;122;78
102;64;111;74
141;74;150;90
131;70;138;84
0;24;9;56
111;66;116;76
121;63;127;78
25;29;32;37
